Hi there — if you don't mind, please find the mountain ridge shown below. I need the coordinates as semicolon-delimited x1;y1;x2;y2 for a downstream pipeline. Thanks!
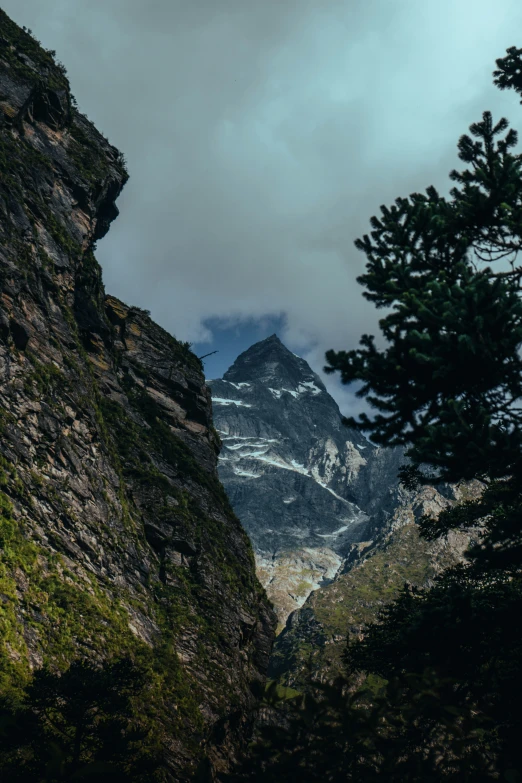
222;333;329;392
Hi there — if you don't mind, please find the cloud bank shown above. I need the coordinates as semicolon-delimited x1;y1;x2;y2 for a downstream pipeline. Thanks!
4;0;522;412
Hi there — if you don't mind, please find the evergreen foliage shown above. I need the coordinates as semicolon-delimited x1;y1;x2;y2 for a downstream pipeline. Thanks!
227;668;503;782
323;47;522;486
0;657;161;781
229;44;522;782
324;107;522;483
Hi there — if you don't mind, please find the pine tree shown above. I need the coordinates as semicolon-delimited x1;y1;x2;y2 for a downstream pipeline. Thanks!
325;52;522;485
330;44;522;781
0;657;161;781
230;46;522;783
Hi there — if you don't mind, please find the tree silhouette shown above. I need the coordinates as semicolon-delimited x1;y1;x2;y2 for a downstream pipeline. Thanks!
228;44;522;783
0;657;161;782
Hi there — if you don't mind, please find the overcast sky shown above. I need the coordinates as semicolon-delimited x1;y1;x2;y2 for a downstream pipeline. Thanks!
3;0;522;414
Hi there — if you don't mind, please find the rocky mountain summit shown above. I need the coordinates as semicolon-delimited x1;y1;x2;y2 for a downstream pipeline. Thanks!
0;11;275;781
210;334;369;548
209;335;412;629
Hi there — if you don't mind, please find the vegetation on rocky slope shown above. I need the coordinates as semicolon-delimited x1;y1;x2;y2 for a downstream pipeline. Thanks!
0;11;275;781
269;519;472;686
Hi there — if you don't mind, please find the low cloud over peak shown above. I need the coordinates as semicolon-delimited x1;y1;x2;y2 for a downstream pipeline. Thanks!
4;0;522;413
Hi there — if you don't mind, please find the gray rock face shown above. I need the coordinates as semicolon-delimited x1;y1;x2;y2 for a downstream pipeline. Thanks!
209;335;407;626
211;335;368;550
0;11;276;780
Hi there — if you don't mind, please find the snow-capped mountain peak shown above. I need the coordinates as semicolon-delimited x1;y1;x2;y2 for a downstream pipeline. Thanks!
222;333;327;393
207;335;383;626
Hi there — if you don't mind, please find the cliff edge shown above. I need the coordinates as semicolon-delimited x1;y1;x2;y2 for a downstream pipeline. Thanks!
0;10;275;780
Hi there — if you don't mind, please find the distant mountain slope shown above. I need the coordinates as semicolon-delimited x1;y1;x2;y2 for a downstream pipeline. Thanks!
269;480;483;686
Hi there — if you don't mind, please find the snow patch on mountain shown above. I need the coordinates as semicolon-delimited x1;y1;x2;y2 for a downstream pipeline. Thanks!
316;524;350;538
212;397;252;407
232;467;260;478
298;380;322;395
222;380;251;389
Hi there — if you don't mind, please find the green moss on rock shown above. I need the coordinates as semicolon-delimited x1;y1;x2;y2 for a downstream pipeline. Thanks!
271;523;469;685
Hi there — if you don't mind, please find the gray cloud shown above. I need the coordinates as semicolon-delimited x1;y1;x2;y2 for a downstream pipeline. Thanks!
4;0;522;414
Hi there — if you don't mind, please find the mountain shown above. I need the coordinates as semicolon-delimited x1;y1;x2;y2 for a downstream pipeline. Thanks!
210;334;369;547
209;335;411;629
209;335;484;686
0;11;275;781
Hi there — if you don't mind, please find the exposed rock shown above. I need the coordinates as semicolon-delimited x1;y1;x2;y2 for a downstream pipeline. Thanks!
0;10;275;780
255;548;343;632
209;335;375;627
269;481;484;686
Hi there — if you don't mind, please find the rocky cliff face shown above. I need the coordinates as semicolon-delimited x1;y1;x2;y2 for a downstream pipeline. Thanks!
0;11;275;780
